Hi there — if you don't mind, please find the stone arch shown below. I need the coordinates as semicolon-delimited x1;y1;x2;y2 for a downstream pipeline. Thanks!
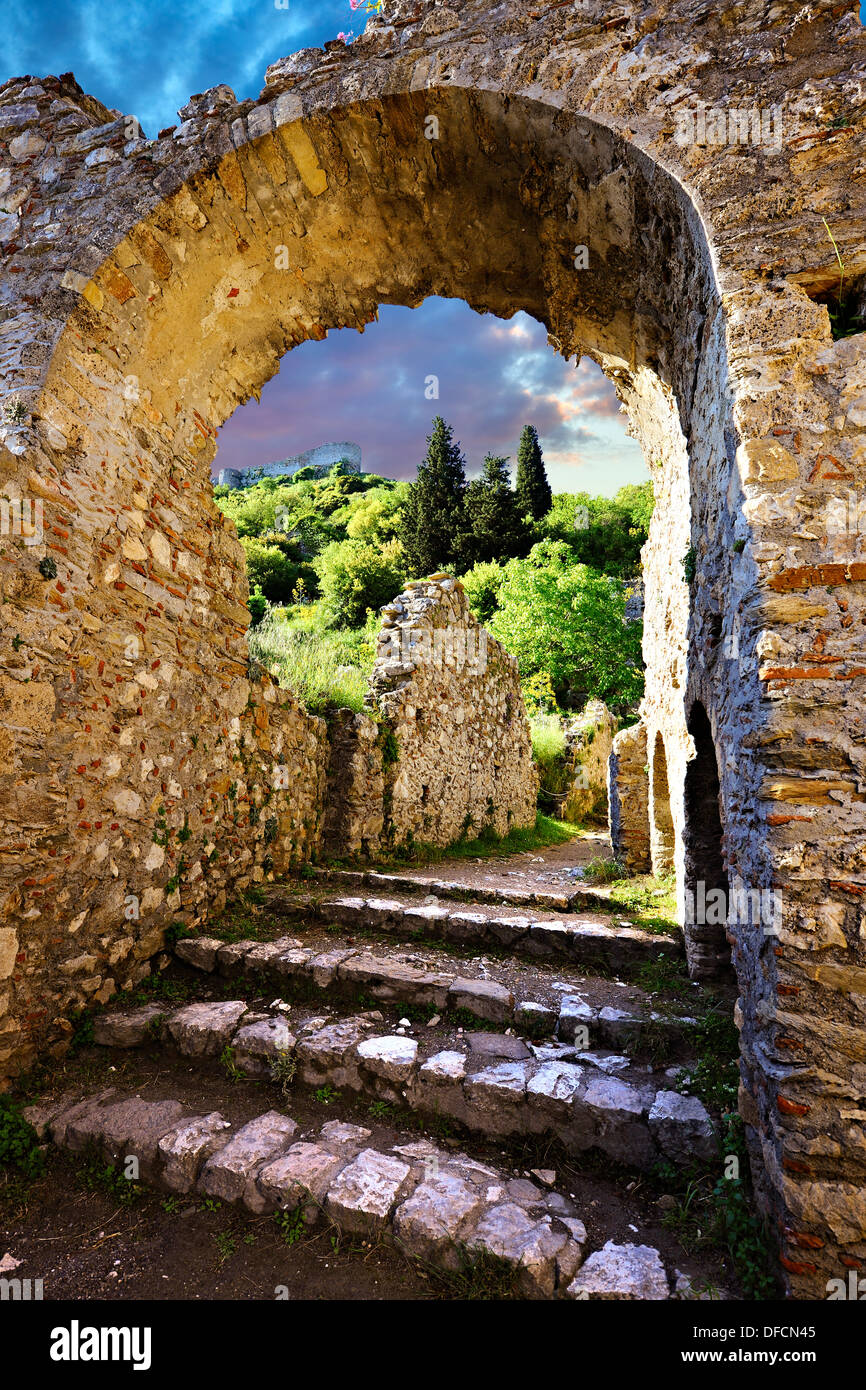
650;731;675;877
10;81;718;1018
1;0;865;1297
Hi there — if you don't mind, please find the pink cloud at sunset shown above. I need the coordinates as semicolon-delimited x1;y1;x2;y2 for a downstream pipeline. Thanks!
215;299;648;496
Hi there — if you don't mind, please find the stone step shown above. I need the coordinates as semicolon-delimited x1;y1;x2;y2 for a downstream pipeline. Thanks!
90;998;716;1173
297;867;615;915
175;932;697;1051
24;1086;684;1300
264;888;682;974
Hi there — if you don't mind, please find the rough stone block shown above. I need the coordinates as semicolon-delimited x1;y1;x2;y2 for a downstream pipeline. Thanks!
174;937;222;972
199;1110;299;1208
166;1001;248;1056
648;1090;716;1164
393;1170;485;1268
232;1016;296;1076
256;1141;347;1216
324;1148;415;1234
565;1241;669;1300
448;977;514;1023
92;1004;165;1047
356;1035;419;1085
158;1113;233;1192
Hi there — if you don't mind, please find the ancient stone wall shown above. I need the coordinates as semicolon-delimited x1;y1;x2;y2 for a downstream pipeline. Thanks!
370;576;537;849
1;0;865;1296
608;722;651;876
320;708;384;860
560;701;618;824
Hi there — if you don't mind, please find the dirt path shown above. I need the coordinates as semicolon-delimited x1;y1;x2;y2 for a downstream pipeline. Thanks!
395;828;612;896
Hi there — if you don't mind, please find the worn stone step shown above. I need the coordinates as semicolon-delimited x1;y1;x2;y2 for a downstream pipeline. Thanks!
263;888;682;973
91;999;716;1173
26;1087;600;1298
297;867;614;914
175;933;697;1051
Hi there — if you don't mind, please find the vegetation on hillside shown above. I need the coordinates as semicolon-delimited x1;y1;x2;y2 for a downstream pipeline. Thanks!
214;419;652;727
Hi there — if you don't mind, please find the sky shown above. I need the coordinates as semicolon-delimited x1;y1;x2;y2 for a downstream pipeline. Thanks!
216;302;646;493
0;1;660;496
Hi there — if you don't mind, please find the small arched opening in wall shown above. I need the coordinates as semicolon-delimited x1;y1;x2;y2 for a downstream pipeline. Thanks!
682;700;733;984
649;732;676;876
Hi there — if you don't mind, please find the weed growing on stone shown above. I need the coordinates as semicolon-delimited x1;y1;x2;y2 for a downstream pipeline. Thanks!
220;1045;245;1083
271;1050;297;1098
678;1006;739;1113
581;855;628;884
274;1205;308;1246
314;1083;340;1105
79;1154;144;1206
0;1095;45;1182
710;1116;777;1299
418;1244;521;1300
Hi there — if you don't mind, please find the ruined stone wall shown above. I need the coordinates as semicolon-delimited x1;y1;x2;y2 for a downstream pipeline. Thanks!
320;709;384;860
217;439;361;488
1;0;865;1296
369;576;537;849
609;722;651;876
559;701;618;824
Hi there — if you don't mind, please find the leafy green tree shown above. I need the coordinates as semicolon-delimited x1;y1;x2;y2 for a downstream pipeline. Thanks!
461;559;507;624
316;538;407;629
402;417;467;576
515;424;552;522
536;484;653;577
247;585;268;627
240;536;318;604
459;454;531;568
488;539;644;709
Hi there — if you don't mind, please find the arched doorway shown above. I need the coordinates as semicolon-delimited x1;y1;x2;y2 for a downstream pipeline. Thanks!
650;731;675;876
683;701;732;983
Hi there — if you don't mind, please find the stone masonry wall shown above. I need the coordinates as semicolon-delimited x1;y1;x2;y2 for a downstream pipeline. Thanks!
369;576;537;850
609;721;651;876
560;700;618;824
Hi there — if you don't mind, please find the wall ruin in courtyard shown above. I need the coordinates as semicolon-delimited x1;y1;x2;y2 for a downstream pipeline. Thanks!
0;0;865;1297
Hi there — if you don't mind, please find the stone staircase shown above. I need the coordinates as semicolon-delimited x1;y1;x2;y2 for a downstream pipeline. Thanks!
26;865;731;1300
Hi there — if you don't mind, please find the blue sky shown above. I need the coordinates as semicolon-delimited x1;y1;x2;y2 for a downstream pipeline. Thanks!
1;0;653;496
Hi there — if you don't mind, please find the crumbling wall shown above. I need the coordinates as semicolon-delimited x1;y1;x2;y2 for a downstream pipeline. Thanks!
320;709;384;860
369;576;537;849
608;721;651;875
560;700;618;823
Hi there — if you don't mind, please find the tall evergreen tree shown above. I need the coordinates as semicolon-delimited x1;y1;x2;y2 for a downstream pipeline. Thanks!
402;416;467;576
514;424;552;522
459;454;531;568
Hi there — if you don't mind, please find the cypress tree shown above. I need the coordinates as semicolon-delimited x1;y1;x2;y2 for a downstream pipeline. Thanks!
514;424;553;522
459;453;531;568
402;416;467;576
